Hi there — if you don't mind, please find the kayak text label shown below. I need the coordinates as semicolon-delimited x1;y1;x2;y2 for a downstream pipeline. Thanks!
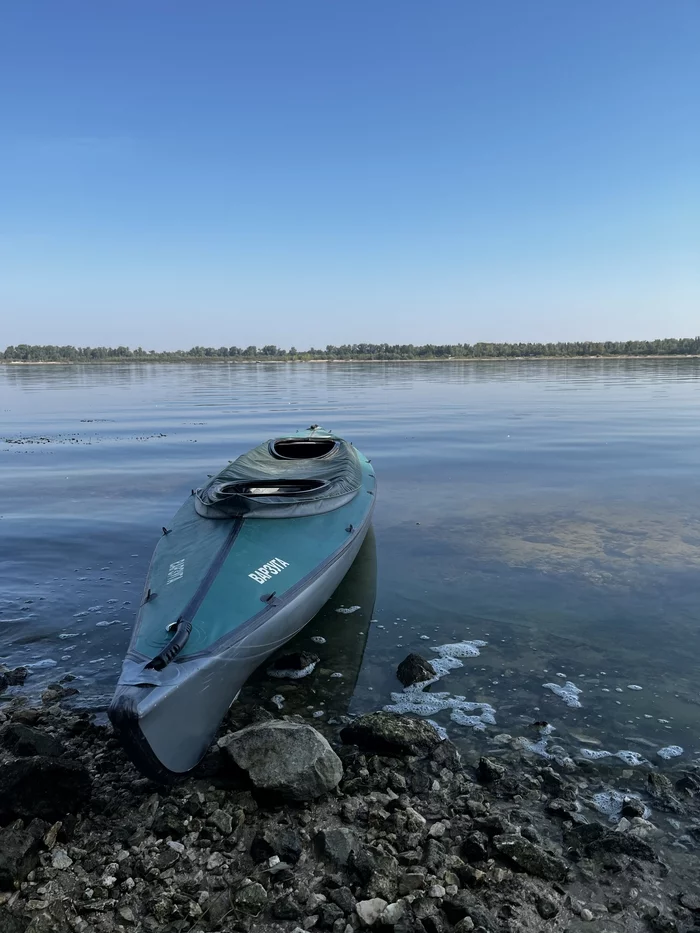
166;559;185;584
248;558;290;585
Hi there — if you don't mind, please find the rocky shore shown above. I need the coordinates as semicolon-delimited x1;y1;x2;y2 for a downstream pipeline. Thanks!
1;675;700;933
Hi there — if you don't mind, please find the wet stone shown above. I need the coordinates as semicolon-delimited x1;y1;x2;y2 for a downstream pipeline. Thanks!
341;712;443;757
396;654;437;687
492;834;569;881
0;723;63;757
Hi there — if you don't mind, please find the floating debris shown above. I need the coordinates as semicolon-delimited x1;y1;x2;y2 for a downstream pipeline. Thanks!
310;636;326;644
543;681;582;708
657;745;683;759
336;606;361;614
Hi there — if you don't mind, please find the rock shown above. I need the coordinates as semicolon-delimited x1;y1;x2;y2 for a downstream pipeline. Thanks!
330;887;357;914
536;894;559;919
270;651;319;672
429;822;447;838
317;827;359;867
680;893;700;911
0;756;91;822
381;901;407;925
220;721;342;801
580;908;594;921
492;835;568;881
0;723;63;758
462;832;489;862
585;829;657;862
252;827;303;864
356;898;388;926
396;654;436;687
477;757;505;783
0;827;42;889
340;712;442;757
0;667;28;691
647;772;685;813
273;894;302;920
233;881;268;913
621;797;645;819
51;848;73;870
453;920;475;933
399;872;426;895
207;808;233;835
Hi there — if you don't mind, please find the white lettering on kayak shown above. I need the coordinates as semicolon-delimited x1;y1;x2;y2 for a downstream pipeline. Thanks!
248;557;290;585
166;559;185;584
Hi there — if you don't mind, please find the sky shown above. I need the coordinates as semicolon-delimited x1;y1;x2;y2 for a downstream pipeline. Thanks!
1;1;699;349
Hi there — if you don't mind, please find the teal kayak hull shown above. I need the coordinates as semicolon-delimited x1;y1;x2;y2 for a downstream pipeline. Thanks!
109;430;375;781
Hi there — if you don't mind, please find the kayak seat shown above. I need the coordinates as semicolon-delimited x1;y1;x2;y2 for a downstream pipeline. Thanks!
195;431;363;519
270;438;338;459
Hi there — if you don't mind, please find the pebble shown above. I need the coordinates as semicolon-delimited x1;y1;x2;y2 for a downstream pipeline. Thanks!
51;849;73;870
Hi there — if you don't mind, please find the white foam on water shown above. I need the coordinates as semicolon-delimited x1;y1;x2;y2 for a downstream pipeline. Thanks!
657;745;683;759
579;748;612;760
543;681;582;708
330;672;343;678
579;748;648;766
312;710;325;718
519;736;553;759
267;661;317;680
311;636;326;644
336;606;361;614
592;790;626;821
432;640;487;659
385;689;496;731
27;659;57;669
615;750;648;766
419;635;430;640
270;695;284;709
58;633;79;639
627;684;643;691
95;620;117;627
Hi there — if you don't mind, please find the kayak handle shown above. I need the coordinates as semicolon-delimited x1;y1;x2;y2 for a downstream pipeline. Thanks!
145;619;192;671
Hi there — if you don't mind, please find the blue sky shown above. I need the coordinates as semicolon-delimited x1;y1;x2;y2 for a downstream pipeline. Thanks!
1;1;698;348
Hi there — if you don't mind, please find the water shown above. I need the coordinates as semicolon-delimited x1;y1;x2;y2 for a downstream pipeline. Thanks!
2;360;700;766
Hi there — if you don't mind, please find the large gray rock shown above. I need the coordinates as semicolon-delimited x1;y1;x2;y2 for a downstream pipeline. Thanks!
219;721;342;801
340;712;442;757
492;834;569;881
0;723;63;758
0;827;42;890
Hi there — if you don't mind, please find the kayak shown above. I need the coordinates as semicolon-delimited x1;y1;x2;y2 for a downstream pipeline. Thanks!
108;427;376;782
239;526;377;717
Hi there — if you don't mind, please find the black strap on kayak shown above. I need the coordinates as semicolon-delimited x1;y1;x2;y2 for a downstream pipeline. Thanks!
145;619;192;671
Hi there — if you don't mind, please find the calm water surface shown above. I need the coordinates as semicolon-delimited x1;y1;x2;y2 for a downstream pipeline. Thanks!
2;361;700;766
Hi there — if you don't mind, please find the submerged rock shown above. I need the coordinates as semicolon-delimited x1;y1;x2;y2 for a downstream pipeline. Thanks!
219;720;342;800
396;653;437;687
340;711;443;757
0;756;91;822
0;667;28;691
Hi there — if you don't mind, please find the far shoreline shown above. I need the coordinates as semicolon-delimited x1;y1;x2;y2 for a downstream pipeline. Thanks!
3;354;700;366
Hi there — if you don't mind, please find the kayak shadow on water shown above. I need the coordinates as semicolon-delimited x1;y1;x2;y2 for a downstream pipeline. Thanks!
237;526;377;723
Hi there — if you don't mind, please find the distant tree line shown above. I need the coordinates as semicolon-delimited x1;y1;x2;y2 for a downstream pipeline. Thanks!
2;338;700;363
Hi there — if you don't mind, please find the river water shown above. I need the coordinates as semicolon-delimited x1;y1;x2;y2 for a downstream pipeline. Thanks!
2;360;700;767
